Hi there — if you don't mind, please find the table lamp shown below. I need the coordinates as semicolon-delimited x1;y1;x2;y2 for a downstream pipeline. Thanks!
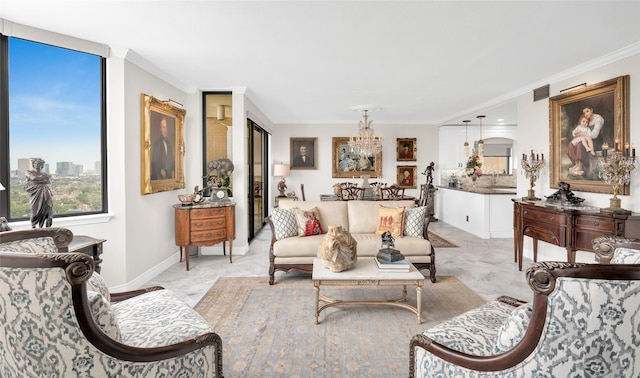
273;164;290;197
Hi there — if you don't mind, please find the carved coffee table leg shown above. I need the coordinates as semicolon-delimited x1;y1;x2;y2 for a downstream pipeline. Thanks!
416;285;423;323
314;281;320;324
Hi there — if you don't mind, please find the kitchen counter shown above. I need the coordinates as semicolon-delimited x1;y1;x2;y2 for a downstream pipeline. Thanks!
437;185;516;195
436;186;517;239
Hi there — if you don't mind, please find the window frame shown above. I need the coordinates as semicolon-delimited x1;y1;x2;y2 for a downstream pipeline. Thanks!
0;34;108;222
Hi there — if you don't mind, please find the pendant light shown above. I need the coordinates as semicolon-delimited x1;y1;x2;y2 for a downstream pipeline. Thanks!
476;115;485;160
463;120;471;159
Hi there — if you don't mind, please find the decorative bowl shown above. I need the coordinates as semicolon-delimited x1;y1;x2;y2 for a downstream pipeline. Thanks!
177;194;193;204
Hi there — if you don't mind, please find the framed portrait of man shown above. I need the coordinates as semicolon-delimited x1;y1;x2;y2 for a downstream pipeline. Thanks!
290;137;317;170
396;138;417;161
141;93;186;194
397;165;417;189
549;75;629;194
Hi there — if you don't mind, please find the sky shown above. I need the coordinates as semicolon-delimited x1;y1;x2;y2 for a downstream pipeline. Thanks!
8;37;101;171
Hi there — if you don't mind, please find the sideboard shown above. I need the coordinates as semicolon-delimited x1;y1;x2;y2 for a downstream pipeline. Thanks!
174;201;236;270
513;199;640;270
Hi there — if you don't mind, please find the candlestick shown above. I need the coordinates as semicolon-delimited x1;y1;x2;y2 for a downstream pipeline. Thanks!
521;155;545;201
598;151;637;213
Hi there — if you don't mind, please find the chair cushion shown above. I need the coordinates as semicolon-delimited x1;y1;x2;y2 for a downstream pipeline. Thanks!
271;207;299;240
112;289;214;347
611;247;640;264
87;291;121;342
424;300;515;356
492;303;533;354
86;272;111;301
292;207;324;237
375;205;406;238
403;206;427;238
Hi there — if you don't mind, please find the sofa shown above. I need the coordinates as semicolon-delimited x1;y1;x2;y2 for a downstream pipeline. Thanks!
266;199;436;284
409;238;640;377
0;228;222;378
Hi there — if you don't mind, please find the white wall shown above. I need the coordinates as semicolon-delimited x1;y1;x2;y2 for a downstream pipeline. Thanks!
517;52;640;263
270;124;440;203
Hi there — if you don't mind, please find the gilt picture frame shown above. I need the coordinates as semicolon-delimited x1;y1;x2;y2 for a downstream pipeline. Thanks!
332;137;382;178
290;137;318;170
397;165;417;189
549;75;630;194
396;138;416;161
141;93;187;195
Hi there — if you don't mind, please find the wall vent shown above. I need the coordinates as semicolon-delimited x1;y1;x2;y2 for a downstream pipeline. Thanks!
533;85;550;102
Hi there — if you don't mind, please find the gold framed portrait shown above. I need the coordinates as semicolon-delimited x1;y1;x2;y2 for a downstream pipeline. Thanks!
397;165;417;189
141;93;186;194
396;138;416;161
549;75;630;194
332;137;382;178
290;137;317;170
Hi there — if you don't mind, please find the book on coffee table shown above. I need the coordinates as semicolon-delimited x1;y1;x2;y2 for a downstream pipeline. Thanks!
374;257;410;272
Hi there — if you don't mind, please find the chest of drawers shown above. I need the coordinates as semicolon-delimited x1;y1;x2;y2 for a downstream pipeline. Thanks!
174;202;235;270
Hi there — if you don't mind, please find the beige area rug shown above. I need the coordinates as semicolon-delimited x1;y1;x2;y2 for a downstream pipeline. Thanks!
195;276;484;377
428;230;458;248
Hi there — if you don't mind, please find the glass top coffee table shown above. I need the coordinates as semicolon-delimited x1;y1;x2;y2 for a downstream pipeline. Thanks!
312;257;425;324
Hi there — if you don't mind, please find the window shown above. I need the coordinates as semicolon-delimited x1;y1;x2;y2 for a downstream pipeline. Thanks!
0;35;107;221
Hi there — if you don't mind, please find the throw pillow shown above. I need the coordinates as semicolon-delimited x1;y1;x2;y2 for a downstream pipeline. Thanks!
87;291;122;342
375;205;405;238
492;303;533;354
611;247;640;264
271;207;299;240
403;206;428;238
292;207;324;237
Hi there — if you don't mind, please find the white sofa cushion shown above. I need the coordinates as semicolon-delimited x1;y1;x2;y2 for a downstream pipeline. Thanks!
348;200;415;233
280;200;348;231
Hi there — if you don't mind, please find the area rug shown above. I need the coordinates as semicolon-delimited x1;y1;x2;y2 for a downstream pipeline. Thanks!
428;230;458;248
195;276;484;377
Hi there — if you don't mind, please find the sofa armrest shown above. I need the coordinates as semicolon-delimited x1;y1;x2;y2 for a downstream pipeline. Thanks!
0;227;73;253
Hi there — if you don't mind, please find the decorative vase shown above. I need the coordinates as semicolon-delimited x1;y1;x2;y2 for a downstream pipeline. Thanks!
471;173;478;190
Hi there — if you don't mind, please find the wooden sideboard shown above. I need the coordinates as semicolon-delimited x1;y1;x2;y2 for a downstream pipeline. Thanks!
174;202;236;270
513;200;640;270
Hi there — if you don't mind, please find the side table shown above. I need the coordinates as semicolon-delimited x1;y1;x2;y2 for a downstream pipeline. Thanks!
69;235;106;273
174;201;236;270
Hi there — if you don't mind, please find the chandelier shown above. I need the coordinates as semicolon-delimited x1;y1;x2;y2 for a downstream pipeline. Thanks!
348;107;383;157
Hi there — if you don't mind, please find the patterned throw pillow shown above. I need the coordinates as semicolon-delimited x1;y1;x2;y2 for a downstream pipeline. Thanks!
492;303;533;354
292;207;324;237
87;291;122;342
403;206;427;238
375;205;405;238
611;247;640;264
271;207;299;240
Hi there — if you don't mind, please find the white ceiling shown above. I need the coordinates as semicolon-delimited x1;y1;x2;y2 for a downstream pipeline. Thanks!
2;1;640;127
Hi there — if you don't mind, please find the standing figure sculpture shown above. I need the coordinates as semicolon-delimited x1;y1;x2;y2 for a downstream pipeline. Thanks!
25;158;53;228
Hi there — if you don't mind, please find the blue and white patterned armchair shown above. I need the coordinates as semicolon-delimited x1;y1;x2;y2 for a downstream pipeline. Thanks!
410;239;640;377
0;228;222;377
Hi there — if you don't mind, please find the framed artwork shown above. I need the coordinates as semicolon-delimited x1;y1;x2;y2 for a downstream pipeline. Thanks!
140;93;187;195
290;137;318;170
549;75;630;194
397;165;417;189
396;138;417;161
332;137;382;178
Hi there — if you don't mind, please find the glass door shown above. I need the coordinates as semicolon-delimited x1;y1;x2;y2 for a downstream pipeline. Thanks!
247;119;269;240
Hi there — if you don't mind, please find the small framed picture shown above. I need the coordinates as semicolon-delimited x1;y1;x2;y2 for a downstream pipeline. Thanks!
397;165;417;189
290;137;318;170
396;138;416;161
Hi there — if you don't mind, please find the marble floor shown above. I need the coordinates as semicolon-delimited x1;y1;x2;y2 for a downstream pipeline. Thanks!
146;220;534;307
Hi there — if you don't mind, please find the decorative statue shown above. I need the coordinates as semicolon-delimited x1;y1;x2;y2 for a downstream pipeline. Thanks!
380;231;395;250
207;158;234;188
422;162;435;187
546;181;585;205
24;157;53;228
318;225;358;272
377;230;405;262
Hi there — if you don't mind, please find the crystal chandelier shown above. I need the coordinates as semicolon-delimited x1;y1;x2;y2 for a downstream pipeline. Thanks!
348;107;383;157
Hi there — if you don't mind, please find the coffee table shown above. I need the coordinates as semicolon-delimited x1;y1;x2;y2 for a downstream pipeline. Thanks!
312;257;425;324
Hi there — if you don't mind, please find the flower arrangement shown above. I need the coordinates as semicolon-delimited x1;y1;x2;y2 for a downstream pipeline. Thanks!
466;154;483;177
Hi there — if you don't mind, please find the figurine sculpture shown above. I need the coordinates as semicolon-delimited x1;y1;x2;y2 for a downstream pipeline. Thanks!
545;181;585;205
24;157;53;228
207;158;234;187
318;225;357;272
377;231;405;262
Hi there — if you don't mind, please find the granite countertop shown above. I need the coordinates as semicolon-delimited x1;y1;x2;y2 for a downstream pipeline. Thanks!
437;185;517;195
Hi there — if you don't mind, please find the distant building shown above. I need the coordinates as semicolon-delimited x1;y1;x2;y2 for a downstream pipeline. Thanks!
57;161;75;176
17;158;32;178
74;164;84;176
94;161;101;175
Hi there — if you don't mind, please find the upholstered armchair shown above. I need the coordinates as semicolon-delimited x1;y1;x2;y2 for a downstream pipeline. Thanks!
0;228;222;377
410;244;640;377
